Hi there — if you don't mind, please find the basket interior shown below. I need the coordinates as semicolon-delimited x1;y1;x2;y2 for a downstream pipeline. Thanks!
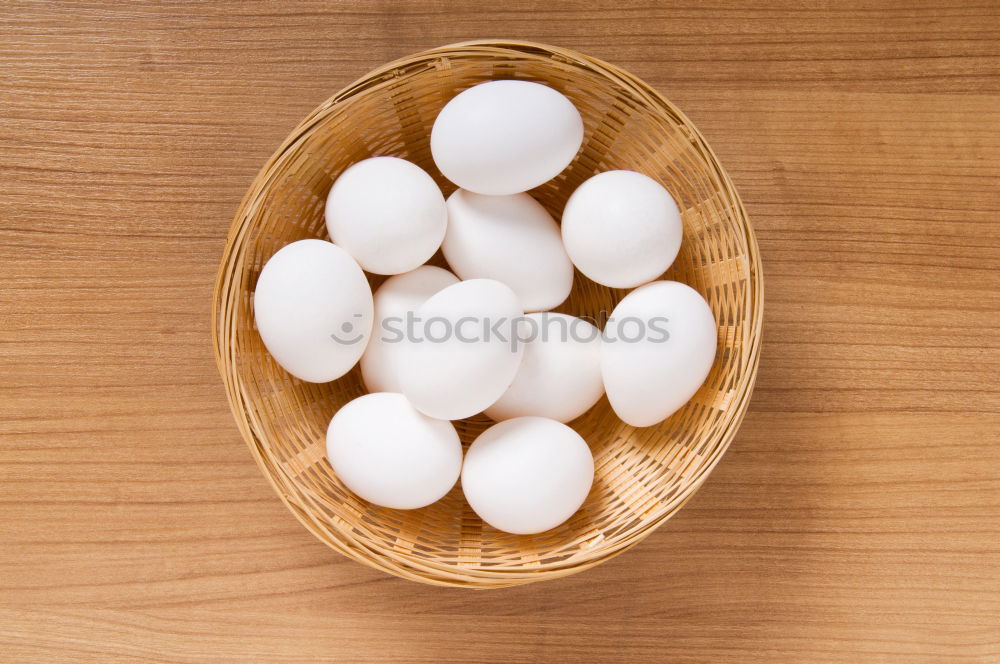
219;43;757;586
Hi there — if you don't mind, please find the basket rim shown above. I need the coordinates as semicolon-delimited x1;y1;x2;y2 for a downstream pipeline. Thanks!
212;39;764;588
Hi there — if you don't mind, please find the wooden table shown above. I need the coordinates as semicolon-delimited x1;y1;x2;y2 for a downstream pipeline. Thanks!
3;2;998;662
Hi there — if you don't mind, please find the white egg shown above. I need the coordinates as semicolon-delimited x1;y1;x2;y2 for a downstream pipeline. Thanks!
326;393;462;509
601;281;717;427
442;189;573;311
399;279;524;420
461;417;594;534
431;80;584;195
562;170;683;288
253;239;373;383
361;266;459;393
486;313;603;423
325;157;447;275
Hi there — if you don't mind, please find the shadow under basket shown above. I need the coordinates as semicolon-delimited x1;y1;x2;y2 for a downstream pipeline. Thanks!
213;40;763;588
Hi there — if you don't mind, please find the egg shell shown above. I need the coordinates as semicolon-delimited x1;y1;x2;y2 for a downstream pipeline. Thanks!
601;280;717;427
431;80;584;195
326;393;462;510
361;266;459;393
486;313;603;423
461;417;594;535
253;239;373;383
562;170;683;288
399;279;524;420
442;189;573;312
325;157;447;275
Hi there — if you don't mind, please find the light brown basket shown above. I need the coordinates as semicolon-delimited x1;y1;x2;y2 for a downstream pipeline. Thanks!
213;40;762;588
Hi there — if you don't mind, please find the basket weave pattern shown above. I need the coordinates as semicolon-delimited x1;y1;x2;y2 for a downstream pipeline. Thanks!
213;40;763;588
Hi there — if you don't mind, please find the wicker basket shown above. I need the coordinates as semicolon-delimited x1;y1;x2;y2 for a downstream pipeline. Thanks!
213;40;762;588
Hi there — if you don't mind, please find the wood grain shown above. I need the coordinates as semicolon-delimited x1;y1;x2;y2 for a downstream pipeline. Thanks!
1;1;998;661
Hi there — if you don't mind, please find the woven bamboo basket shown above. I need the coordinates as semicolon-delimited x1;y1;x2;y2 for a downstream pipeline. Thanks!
213;40;762;588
